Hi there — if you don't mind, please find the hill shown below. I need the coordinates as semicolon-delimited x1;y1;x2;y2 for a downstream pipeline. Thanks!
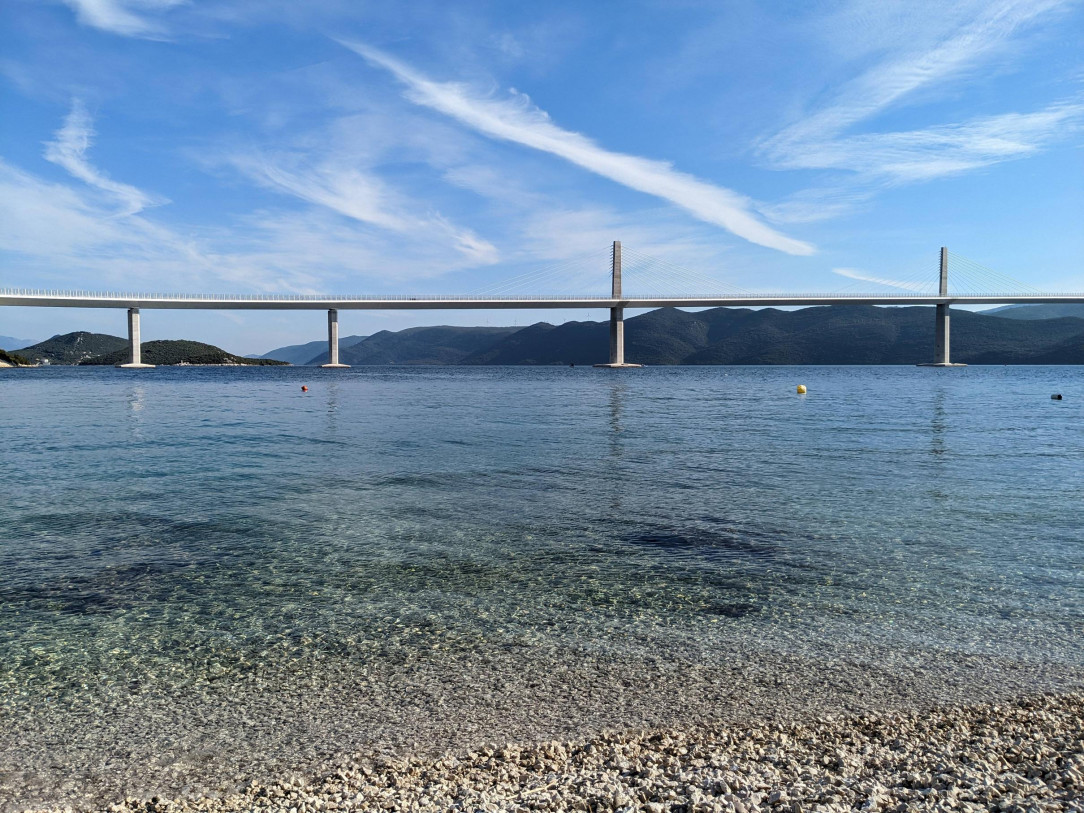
332;306;1084;365
16;332;128;365
21;307;1084;368
254;335;368;365
339;326;519;365
82;340;289;366
983;304;1084;320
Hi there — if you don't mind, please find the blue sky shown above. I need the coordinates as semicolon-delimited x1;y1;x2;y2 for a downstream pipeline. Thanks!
1;0;1081;353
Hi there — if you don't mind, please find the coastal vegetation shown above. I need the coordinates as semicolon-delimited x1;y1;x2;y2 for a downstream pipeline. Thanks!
16;331;128;365
0;348;31;366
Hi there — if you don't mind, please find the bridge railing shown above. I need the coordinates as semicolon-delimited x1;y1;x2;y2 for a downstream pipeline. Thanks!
1;288;1078;301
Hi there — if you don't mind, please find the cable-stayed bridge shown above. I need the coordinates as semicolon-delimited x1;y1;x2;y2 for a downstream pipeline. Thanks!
2;243;1081;368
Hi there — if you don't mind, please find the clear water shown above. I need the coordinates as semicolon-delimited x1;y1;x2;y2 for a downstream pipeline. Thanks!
1;365;1082;805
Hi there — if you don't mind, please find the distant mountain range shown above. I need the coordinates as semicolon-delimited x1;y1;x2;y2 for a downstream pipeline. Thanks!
252;335;368;365
341;326;520;365
983;303;1084;320
0;335;37;351
9;304;1084;367
249;306;1083;366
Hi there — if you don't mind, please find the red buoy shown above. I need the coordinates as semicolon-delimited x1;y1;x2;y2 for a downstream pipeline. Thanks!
301;385;308;392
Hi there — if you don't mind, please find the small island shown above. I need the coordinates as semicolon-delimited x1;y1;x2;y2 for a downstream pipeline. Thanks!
81;339;289;366
9;332;289;366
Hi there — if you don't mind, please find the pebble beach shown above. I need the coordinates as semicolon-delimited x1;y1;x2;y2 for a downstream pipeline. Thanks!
26;691;1083;813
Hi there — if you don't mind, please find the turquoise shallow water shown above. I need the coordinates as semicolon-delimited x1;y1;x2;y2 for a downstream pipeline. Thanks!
1;365;1082;806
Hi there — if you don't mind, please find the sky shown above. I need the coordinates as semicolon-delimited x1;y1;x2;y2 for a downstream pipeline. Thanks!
1;0;1082;354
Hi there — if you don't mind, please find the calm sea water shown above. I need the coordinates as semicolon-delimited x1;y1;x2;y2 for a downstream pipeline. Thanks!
1;365;1082;802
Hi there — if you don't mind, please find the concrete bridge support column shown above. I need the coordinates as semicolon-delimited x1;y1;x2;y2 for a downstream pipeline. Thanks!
934;304;950;364
321;308;350;368
610;306;625;364
919;247;966;367
116;307;154;368
595;240;641;368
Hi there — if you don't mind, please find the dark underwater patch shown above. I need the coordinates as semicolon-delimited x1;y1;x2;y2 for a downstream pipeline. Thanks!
622;526;779;561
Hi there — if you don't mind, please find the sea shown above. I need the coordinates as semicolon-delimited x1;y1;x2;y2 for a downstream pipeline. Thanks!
1;365;1082;809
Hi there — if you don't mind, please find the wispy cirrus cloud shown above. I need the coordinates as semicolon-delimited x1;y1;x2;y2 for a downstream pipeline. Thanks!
5;106;500;293
771;103;1084;184
0;155;500;294
44;101;166;216
768;0;1064;151
832;267;928;292
227;152;500;266
59;0;186;38
0;156;215;288
759;0;1081;221
341;40;815;257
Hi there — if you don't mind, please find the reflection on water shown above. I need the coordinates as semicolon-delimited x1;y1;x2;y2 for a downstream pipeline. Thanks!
930;387;947;456
607;380;626;511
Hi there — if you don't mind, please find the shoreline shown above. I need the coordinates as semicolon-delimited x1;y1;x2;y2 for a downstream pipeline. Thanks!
6;645;1083;813
21;690;1084;813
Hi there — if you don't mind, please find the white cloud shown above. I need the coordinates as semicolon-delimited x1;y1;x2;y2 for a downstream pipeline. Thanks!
759;0;1081;211
767;0;1065;152
775;103;1084;183
59;0;186;37
0;155;501;295
832;267;928;292
341;40;815;257
44;101;167;216
758;187;877;226
0;156;214;289
227;152;499;266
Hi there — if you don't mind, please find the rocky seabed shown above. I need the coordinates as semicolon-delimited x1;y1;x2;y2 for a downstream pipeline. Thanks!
29;692;1084;813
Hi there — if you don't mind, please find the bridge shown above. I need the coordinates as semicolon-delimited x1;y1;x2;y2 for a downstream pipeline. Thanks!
2;244;1081;368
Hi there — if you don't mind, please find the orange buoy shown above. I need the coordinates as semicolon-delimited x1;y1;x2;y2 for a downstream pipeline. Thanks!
301;385;308;392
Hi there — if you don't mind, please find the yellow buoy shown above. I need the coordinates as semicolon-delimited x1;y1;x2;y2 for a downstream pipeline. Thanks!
796;384;807;394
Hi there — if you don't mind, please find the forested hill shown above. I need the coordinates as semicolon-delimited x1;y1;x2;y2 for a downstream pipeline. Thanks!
985;304;1084;320
16;332;127;365
339;326;520;365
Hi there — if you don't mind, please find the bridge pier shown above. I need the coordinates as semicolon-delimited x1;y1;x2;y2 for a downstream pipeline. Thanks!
321;308;350;368
595;240;641;368
116;307;154;368
919;247;966;367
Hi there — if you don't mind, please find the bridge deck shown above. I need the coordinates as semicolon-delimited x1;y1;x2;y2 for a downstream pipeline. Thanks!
3;292;1084;310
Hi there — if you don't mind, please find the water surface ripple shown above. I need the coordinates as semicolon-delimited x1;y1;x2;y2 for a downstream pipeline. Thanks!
1;365;1082;808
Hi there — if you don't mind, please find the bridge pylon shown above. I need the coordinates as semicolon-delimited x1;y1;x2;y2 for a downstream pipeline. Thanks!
320;308;350;368
918;246;966;368
116;307;154;368
594;240;642;369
